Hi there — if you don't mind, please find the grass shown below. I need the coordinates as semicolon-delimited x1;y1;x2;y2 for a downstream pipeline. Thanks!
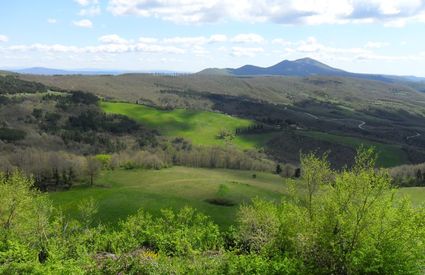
101;101;258;149
49;166;292;228
398;187;425;206
49;166;424;228
300;131;408;167
234;132;281;149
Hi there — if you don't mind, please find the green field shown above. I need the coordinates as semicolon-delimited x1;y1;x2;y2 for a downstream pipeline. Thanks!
398;187;425;206
101;101;263;149
300;131;408;167
49;166;424;228
49;167;292;228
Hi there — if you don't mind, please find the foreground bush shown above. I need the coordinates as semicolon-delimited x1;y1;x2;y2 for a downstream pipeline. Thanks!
1;147;424;274
234;148;425;274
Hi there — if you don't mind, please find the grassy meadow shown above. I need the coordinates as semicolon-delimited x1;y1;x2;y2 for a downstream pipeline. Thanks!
100;101;412;168
101;101;265;149
398;187;425;206
49;166;425;228
49;166;292;228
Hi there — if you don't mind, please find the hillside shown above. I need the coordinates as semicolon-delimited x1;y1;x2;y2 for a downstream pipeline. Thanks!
49;166;291;227
199;57;423;83
17;73;425;166
101;101;255;148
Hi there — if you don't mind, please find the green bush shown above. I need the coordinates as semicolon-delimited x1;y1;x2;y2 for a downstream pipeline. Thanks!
0;128;26;142
1;148;424;274
114;207;222;256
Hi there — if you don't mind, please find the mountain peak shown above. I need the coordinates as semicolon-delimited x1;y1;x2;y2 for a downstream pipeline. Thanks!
197;57;422;83
294;57;321;63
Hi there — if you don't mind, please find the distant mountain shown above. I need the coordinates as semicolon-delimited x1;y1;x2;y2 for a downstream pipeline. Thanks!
6;67;126;75
5;67;186;76
198;57;425;83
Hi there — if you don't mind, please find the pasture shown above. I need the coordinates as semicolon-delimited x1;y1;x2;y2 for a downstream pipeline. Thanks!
49;166;292;227
101;101;261;149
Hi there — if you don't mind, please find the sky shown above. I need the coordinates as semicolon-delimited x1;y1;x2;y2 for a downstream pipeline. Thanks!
0;0;425;76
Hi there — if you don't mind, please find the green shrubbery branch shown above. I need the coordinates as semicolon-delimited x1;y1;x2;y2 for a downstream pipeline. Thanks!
1;147;424;274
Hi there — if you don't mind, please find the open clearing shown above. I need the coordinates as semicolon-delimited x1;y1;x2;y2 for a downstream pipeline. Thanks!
398;187;425;206
49;166;424;228
49;166;292;227
101;101;262;149
101;101;411;167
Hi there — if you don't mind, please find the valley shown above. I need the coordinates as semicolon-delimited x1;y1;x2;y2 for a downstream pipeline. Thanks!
2;60;425;274
3;1;425;272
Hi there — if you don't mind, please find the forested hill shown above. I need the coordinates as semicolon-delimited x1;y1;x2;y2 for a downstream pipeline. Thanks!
198;57;425;83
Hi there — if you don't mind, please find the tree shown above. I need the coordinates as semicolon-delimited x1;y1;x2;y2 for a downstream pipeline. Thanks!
416;168;423;184
275;164;282;175
300;151;332;219
277;147;425;274
86;157;101;186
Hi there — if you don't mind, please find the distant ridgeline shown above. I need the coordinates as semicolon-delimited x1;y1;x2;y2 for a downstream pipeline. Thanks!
0;75;48;94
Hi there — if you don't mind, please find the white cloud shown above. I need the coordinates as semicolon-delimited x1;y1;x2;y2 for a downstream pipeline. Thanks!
106;0;425;26
75;0;101;16
134;44;185;54
47;18;57;24
5;41;185;55
364;41;389;49
162;34;227;46
139;37;158;44
383;19;407;28
163;36;208;46
192;45;209;56
73;19;93;28
79;6;101;16
355;54;417;61
0;35;9;42
99;34;128;44
74;0;98;6
278;37;423;64
8;44;83;53
208;34;227;43
231;47;264;57
272;38;291;46
232;33;265;44
4;34;423;66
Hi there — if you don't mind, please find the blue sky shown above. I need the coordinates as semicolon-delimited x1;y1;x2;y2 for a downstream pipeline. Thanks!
1;0;425;76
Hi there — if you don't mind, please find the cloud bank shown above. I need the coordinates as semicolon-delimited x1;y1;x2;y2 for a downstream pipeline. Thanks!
107;0;425;25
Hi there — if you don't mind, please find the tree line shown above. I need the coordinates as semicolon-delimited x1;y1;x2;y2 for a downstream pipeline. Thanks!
1;148;424;274
389;162;425;187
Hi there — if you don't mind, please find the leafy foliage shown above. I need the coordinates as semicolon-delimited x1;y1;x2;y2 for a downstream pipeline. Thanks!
1;148;424;274
0;128;26;142
0;75;48;94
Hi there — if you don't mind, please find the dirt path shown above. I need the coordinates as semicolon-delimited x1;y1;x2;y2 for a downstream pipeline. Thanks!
300;111;422;140
357;121;366;130
406;132;421;140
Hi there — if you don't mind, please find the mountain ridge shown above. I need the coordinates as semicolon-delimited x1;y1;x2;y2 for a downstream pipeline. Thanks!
198;57;425;83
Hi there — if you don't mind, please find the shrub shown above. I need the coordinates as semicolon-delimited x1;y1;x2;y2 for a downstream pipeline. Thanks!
114;207;223;256
0;128;26;142
278;148;425;274
235;199;280;254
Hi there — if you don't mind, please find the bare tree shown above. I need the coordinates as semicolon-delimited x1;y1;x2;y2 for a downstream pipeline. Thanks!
86;157;101;186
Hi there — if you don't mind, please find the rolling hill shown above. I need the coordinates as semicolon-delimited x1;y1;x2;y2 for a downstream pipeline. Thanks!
198;57;425;83
12;64;425;167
